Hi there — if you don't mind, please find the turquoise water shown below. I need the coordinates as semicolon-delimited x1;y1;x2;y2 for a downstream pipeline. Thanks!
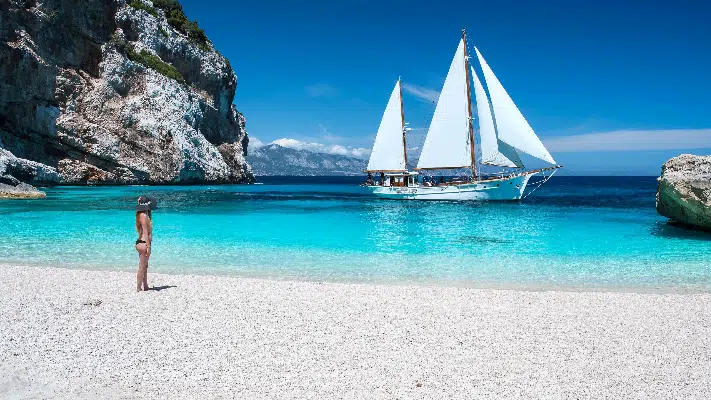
1;177;710;291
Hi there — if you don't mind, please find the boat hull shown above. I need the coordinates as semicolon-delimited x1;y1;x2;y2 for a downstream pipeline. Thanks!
366;174;532;201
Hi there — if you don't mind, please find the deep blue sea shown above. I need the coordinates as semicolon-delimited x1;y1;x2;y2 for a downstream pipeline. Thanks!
1;176;710;291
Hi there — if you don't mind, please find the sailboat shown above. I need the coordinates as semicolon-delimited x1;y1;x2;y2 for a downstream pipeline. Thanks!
364;30;561;201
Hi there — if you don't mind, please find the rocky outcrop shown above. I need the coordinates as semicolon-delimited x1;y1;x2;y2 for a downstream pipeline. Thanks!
0;0;252;189
656;154;711;231
0;182;46;198
0;148;58;198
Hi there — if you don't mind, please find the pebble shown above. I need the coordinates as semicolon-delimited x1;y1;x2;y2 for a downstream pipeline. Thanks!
1;265;710;399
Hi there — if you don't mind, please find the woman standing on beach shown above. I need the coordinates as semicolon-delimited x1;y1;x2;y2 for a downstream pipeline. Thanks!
135;196;155;292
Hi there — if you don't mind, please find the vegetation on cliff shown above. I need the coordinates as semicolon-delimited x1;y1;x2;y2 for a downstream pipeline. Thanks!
153;0;209;51
127;46;185;83
127;0;210;51
128;1;158;18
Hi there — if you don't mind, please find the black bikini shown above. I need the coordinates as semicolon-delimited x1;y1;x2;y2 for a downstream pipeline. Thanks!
136;239;146;245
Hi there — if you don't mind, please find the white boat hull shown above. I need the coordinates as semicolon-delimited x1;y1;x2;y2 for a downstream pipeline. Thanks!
367;174;532;201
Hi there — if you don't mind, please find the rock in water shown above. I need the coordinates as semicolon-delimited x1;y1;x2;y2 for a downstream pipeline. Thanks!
0;0;253;187
0;148;58;198
656;154;711;231
0;182;46;199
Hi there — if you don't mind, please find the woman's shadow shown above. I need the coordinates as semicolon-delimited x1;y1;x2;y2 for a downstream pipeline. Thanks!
150;285;177;291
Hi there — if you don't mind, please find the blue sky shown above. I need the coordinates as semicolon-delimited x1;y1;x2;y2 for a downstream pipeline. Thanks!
179;0;710;175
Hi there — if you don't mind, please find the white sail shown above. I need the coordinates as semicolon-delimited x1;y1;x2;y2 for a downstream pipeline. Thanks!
474;47;557;165
416;39;471;169
471;65;523;168
367;80;407;171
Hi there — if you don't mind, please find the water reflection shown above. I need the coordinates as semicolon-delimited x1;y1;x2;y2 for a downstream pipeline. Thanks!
650;221;711;241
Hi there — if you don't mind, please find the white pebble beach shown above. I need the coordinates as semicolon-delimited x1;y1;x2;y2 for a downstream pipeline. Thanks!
1;265;710;399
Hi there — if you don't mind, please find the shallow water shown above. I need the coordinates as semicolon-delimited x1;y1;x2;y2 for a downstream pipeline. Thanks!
1;176;710;291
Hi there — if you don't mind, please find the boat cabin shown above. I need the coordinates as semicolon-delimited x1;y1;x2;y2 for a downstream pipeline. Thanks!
369;171;419;187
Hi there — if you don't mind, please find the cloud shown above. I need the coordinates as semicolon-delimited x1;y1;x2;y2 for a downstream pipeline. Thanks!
270;138;371;159
544;129;711;152
401;83;439;103
349;148;371;158
305;84;338;97
249;136;265;149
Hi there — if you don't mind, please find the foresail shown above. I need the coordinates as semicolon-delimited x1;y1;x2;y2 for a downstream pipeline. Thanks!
416;39;471;169
471;66;523;168
496;141;524;167
367;80;407;172
474;47;557;165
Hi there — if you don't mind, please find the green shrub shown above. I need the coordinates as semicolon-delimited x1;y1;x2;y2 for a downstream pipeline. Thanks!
158;26;169;37
166;8;189;34
129;1;158;17
152;0;182;14
109;32;128;50
167;13;186;31
152;0;210;51
197;42;210;52
184;20;207;44
127;47;185;84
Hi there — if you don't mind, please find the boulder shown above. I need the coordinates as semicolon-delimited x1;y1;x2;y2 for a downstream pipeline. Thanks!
656;154;711;231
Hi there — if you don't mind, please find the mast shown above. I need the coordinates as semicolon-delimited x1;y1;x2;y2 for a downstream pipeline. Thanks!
399;77;408;170
462;29;477;180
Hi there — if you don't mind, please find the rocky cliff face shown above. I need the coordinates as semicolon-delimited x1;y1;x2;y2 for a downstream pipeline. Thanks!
0;0;252;197
656;154;711;232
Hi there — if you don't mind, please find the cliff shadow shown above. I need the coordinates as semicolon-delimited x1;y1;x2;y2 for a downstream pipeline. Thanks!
651;221;711;241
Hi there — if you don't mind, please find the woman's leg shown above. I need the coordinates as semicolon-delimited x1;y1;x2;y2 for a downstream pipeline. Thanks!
142;255;149;291
136;243;148;291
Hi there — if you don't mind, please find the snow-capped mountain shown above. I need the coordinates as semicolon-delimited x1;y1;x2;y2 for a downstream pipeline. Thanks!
247;144;367;176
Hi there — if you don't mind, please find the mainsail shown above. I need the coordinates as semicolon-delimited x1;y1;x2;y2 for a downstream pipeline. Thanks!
367;80;407;172
416;39;471;169
474;47;557;165
471;66;523;168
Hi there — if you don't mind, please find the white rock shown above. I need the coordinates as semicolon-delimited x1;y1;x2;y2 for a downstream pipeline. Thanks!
657;154;711;231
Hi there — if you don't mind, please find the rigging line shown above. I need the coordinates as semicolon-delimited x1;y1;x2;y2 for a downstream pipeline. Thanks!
522;169;558;200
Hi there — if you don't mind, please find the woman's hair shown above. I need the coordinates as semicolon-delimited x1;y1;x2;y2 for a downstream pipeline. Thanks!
135;210;152;236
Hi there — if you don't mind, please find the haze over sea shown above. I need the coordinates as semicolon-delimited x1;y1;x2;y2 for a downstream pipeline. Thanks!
2;176;710;292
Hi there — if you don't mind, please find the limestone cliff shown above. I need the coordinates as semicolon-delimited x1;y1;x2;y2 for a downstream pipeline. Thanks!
656;154;711;232
0;0;252;196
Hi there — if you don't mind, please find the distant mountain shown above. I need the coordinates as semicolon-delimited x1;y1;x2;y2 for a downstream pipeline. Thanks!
247;144;367;176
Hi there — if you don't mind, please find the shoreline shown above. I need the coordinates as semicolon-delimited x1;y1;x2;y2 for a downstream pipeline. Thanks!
3;262;711;295
2;264;710;398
